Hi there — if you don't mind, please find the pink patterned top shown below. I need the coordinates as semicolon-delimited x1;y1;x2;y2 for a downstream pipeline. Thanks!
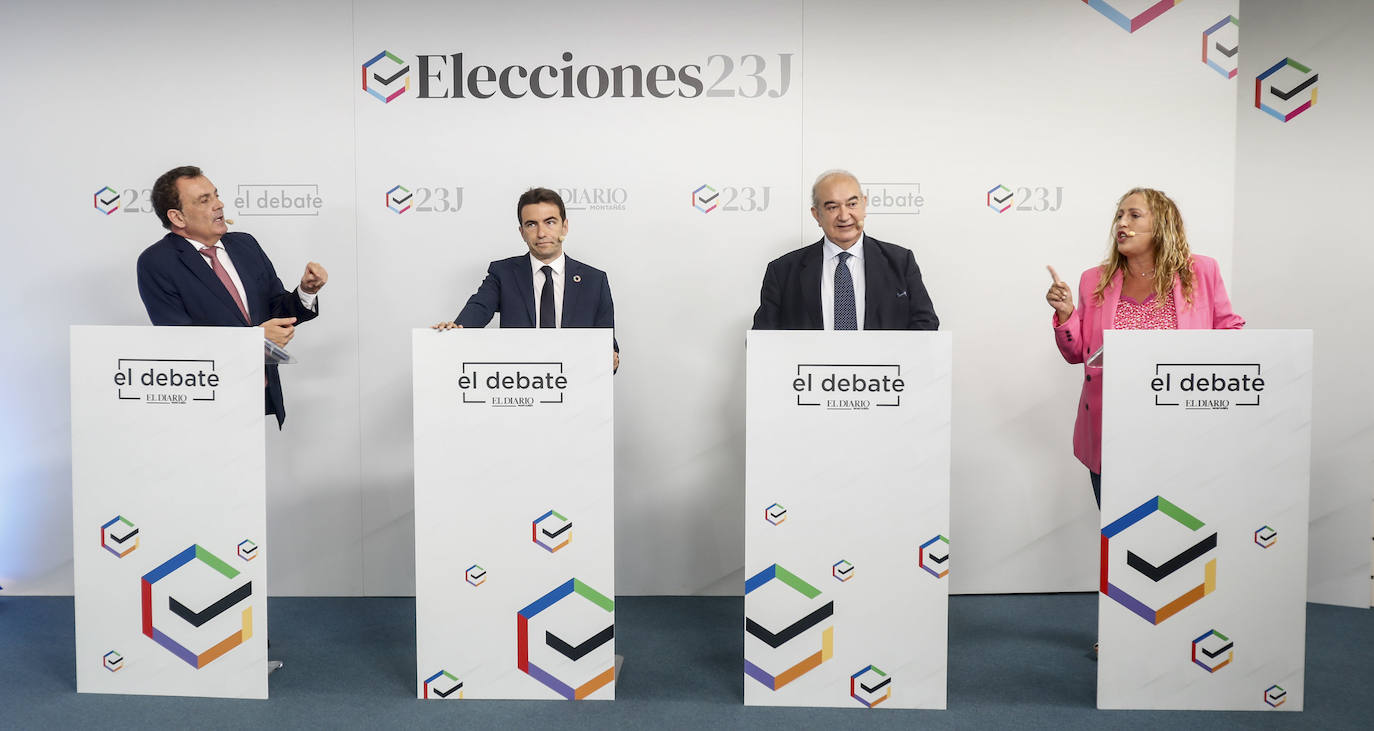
1113;289;1178;330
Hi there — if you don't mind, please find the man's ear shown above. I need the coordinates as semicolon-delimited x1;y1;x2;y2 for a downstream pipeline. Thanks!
167;208;186;230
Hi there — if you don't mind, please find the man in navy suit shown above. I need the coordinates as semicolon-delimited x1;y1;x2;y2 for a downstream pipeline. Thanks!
752;170;938;331
137;165;328;427
433;187;618;370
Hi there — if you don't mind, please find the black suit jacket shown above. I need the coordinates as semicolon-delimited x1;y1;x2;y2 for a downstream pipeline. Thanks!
751;236;939;330
136;231;318;427
455;254;617;351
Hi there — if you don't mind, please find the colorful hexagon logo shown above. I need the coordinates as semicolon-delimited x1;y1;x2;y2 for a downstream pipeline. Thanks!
692;184;719;213
516;578;615;700
386;184;412;214
1264;684;1287;707
832;559;855;583
236;539;259;562
423;669;463;699
1191;629;1233;673
986;184;1011;213
1255;58;1317;123
1083;0;1182;34
532;509;572;553
93;186;120;215
1202;16;1239;79
141;544;253;669
764;502;787;526
744;563;834;691
100;515;139;558
1101;496;1217;625
361;50;410;104
919;535;949;579
850;664;892;707
1254;525;1277;549
465;564;487;587
102;650;124;672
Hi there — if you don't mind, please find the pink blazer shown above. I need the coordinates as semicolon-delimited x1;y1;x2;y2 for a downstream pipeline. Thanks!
1052;254;1244;473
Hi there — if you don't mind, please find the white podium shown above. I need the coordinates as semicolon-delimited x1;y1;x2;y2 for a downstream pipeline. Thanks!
1098;330;1312;711
413;329;615;700
70;326;268;699
744;331;951;709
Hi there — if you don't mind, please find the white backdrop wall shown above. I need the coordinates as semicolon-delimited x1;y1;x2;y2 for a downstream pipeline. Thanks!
0;0;1368;606
1231;0;1374;608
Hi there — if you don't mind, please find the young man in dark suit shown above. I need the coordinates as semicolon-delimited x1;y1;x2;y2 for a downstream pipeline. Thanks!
752;170;938;331
433;187;619;370
136;165;328;427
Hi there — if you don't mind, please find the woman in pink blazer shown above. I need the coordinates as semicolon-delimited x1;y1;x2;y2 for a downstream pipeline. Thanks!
1047;188;1244;506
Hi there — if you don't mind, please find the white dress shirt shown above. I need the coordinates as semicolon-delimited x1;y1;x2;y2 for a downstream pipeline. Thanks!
189;237;317;318
820;237;866;331
530;253;565;328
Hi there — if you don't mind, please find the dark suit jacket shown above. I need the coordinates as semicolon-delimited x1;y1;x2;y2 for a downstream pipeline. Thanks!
751;235;939;330
136;231;318;427
455;255;617;351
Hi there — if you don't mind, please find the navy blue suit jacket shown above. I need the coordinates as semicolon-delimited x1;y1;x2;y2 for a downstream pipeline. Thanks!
136;232;318;427
455;255;617;351
751;235;939;330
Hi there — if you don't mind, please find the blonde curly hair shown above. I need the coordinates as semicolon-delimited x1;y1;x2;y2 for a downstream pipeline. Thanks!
1094;187;1195;306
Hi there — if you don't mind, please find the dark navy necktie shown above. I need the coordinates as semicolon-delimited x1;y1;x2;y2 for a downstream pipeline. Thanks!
834;251;857;330
539;265;556;328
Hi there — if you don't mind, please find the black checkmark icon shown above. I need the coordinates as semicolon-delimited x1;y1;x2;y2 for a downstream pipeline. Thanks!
1214;42;1238;58
391;192;413;205
241;544;257;555
698;191;719;203
1270;73;1318;101
1268;689;1286;701
993;192;1012;204
373;65;411;85
1259;530;1276;540
547;624;614;661
469;570;486;580
543;521;572;539
109;527;139;544
926;551;949;564
769;508;786;518
860;676;892;694
745;600;834;648
101;194;119;205
837;565;853;575
1200;640;1233;658
168;581;252;628
432;679;463;697
1126;532;1216;582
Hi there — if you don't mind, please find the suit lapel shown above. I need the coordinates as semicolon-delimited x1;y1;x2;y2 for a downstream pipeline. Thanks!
860;236;884;328
175;236;248;325
1171;270;1189;326
1100;269;1122;338
221;237;258;324
514;257;536;325
562;257;584;326
799;241;824;329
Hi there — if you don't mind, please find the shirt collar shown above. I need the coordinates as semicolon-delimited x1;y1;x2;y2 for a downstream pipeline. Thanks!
530;253;565;276
822;236;864;261
183;236;223;252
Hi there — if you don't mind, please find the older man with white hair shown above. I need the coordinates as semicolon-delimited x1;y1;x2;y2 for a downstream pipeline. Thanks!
751;170;938;330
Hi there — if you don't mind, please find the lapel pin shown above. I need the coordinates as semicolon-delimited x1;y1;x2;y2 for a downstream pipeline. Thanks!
572;274;581;283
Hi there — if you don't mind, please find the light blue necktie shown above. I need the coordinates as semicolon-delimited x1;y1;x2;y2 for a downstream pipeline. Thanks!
834;251;857;330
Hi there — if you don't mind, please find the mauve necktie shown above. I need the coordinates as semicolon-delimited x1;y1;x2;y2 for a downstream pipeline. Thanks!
200;246;251;323
834;251;857;330
539;265;556;328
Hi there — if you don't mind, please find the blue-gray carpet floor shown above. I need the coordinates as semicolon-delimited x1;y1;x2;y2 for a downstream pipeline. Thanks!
1;594;1368;729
